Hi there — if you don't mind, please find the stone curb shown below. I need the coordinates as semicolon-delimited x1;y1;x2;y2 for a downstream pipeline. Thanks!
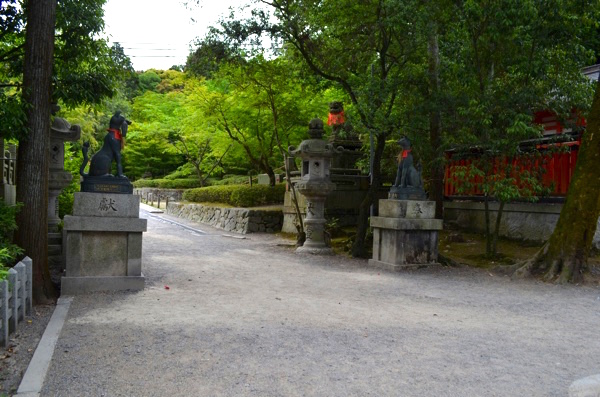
140;202;163;214
15;297;73;396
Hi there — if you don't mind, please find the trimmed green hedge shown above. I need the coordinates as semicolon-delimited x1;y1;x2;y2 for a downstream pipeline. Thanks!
133;178;204;189
211;175;255;186
183;183;286;207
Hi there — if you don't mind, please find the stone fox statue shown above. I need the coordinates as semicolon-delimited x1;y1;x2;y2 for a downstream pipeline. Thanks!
80;112;131;178
393;136;423;188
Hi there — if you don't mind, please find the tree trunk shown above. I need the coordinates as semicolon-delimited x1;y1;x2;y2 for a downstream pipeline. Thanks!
491;201;505;256
483;194;492;256
15;0;57;303
264;163;276;186
351;132;386;257
192;161;204;186
515;80;600;283
427;22;445;219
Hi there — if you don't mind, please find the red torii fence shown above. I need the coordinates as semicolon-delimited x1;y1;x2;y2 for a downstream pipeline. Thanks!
444;111;584;198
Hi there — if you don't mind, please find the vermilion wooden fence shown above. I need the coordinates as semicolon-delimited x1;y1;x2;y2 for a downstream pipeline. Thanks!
444;142;580;197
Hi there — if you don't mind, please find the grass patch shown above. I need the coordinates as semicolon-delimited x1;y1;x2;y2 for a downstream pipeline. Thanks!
439;229;543;268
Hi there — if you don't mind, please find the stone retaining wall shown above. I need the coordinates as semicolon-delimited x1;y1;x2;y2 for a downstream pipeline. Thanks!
166;202;283;234
444;201;600;248
133;188;184;201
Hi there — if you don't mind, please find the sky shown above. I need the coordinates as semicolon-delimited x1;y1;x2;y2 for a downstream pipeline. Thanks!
102;0;247;71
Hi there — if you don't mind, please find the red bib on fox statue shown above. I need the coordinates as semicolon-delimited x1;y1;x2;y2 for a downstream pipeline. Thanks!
327;110;346;126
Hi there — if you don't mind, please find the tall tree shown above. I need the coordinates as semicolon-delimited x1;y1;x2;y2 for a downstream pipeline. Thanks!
16;0;58;303
3;0;128;301
443;0;597;256
226;0;426;256
515;80;600;283
200;56;327;185
426;18;444;219
0;0;27;140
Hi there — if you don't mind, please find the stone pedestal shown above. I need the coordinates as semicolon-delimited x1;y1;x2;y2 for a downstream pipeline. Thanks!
62;192;147;294
369;199;442;271
295;180;335;255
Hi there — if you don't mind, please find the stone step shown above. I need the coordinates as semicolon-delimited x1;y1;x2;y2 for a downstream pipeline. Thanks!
48;244;62;256
48;233;62;245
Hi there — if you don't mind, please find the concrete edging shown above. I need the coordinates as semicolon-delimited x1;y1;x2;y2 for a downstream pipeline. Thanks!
16;297;73;397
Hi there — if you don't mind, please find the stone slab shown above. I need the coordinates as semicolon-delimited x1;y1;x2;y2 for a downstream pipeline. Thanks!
61;275;145;294
127;233;143;276
73;192;140;218
296;246;335;255
371;228;440;265
378;199;436;219
64;215;147;232
370;216;443;231
65;232;128;277
569;374;600;397
368;259;441;272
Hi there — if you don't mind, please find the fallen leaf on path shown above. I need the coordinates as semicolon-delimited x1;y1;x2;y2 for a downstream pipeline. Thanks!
164;285;170;290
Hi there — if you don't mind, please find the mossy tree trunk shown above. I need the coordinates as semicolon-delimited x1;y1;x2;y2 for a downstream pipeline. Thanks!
351;132;386;257
515;80;600;283
427;21;445;220
15;0;58;303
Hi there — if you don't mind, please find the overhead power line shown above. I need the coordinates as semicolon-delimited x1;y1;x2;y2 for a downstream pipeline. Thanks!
129;55;180;58
123;48;181;51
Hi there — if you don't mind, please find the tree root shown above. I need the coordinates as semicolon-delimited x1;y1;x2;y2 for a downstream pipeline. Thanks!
512;242;586;284
512;242;552;280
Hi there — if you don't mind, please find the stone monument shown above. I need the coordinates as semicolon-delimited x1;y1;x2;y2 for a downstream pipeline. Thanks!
62;112;146;294
80;111;133;194
369;136;442;270
288;118;342;254
389;136;427;200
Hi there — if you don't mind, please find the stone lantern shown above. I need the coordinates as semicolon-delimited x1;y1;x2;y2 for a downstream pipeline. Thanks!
49;117;81;232
288;118;342;254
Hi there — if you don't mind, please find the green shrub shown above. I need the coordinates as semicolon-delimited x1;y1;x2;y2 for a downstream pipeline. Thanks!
183;183;286;207
212;175;255;186
0;201;24;279
58;190;75;219
133;178;205;189
157;179;204;189
133;179;160;188
58;141;83;219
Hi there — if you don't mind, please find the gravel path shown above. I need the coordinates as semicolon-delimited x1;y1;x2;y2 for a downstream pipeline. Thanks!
0;304;54;395
40;208;600;396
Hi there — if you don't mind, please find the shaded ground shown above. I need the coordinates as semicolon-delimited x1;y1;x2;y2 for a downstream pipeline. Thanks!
438;229;600;284
0;304;54;396
35;208;600;396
